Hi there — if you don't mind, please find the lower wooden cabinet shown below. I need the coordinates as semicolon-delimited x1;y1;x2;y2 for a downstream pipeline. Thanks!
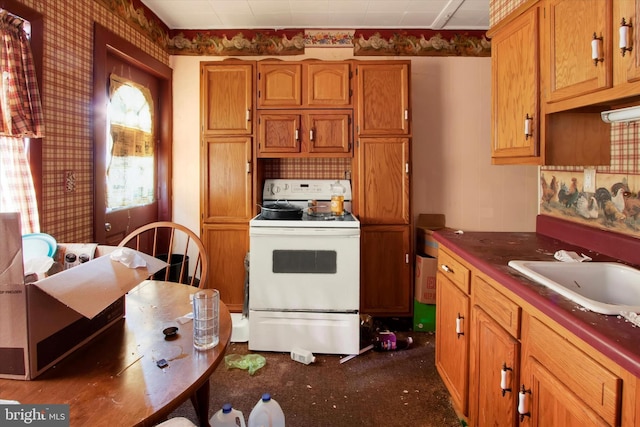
435;253;471;416
520;314;621;427
436;243;631;427
469;307;519;426
201;223;249;312
359;225;411;316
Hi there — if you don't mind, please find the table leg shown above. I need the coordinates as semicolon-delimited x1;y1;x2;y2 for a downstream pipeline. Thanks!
191;379;211;427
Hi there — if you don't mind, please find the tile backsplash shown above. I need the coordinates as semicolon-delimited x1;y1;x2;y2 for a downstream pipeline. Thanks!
541;122;640;239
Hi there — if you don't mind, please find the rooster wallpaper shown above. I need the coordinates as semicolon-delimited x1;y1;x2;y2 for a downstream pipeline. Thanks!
541;119;640;236
540;170;640;236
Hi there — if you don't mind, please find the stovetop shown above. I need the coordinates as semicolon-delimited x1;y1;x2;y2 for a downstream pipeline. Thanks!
252;179;360;228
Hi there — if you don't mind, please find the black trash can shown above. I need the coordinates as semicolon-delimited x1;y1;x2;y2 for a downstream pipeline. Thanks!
154;254;189;284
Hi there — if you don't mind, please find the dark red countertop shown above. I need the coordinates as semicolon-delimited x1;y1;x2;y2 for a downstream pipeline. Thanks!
432;215;640;378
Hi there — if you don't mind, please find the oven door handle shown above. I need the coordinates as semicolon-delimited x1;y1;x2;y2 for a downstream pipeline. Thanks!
250;228;360;237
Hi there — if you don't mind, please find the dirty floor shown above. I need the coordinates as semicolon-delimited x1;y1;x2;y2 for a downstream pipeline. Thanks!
167;331;461;427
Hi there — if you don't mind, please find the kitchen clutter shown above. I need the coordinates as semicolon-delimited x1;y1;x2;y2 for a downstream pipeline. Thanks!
290;347;316;365
224;354;266;375
209;394;284;427
248;393;285;427
210;403;246;427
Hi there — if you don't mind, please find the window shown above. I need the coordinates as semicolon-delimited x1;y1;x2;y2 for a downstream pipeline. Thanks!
106;75;155;210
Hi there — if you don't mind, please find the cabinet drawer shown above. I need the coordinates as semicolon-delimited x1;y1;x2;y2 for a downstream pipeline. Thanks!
473;275;521;338
437;249;469;294
524;315;621;425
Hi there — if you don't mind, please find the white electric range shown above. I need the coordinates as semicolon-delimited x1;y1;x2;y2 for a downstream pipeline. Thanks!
248;179;361;355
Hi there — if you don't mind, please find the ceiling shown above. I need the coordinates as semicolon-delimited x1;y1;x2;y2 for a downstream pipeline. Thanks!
141;0;490;31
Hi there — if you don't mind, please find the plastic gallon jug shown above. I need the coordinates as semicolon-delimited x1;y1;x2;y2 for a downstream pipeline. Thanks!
248;393;285;427
210;403;246;427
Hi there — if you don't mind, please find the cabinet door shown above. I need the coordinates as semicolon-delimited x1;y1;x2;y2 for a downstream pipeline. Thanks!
521;315;621;426
547;0;613;102
359;225;411;316
257;113;301;155
257;63;302;108
306;62;352;107
201;63;253;135
201;136;252;222
613;0;640;84
356;62;410;136
356;137;410;224
491;6;540;162
469;307;519;427
435;271;470;416
202;224;249;313
306;112;352;155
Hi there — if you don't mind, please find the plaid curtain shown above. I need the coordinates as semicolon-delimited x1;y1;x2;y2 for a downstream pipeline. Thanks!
0;11;44;234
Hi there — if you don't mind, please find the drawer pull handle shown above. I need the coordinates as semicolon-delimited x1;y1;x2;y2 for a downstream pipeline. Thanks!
456;313;464;338
592;32;604;66
524;114;533;139
501;363;512;396
441;264;453;274
620;18;633;57
518;385;531;421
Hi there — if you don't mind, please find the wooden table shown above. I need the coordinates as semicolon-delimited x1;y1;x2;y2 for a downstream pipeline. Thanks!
0;281;231;427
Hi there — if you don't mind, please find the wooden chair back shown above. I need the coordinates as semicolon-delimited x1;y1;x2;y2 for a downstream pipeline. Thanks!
118;221;208;288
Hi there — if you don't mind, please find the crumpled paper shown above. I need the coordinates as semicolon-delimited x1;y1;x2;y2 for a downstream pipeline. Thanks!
109;247;147;268
554;250;592;263
224;353;266;375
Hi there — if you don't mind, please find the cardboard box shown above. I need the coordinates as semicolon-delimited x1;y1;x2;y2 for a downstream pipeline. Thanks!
0;213;166;380
415;254;437;304
413;300;436;332
416;214;446;257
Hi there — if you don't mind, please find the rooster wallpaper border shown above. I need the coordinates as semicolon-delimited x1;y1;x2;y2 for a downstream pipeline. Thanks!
96;0;491;57
540;170;640;238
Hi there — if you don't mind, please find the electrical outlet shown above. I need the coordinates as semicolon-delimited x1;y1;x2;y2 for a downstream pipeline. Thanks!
584;168;596;193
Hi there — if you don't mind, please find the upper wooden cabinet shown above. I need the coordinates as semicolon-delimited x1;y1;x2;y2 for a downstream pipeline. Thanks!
356;62;410;136
201;62;254;136
613;0;640;85
256;110;353;157
490;4;541;164
355;137;410;224
201;136;253;222
546;0;613;103
257;61;352;109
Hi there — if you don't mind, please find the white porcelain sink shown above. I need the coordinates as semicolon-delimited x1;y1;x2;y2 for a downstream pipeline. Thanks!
508;260;640;315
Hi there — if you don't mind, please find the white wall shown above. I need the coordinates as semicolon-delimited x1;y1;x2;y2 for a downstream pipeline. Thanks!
171;50;538;235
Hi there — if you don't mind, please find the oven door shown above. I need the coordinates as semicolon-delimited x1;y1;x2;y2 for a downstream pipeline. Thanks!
249;226;360;312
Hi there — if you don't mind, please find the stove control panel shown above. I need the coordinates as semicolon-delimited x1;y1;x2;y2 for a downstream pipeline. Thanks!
263;179;352;201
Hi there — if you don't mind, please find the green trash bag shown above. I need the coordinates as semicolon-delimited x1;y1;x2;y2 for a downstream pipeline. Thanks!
224;353;266;375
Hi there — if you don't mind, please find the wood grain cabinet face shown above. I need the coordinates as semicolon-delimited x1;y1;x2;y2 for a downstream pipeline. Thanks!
490;5;540;163
355;137;410;224
356;62;410;136
435;257;471;417
469;276;520;427
257;61;352;108
547;0;613;102
201;136;253;222
201;63;253;135
520;315;622;426
256;110;352;157
202;224;249;312
613;0;640;85
359;225;411;316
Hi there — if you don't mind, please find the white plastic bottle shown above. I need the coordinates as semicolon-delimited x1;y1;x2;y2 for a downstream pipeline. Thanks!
248;393;285;427
210;403;246;427
290;347;316;365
